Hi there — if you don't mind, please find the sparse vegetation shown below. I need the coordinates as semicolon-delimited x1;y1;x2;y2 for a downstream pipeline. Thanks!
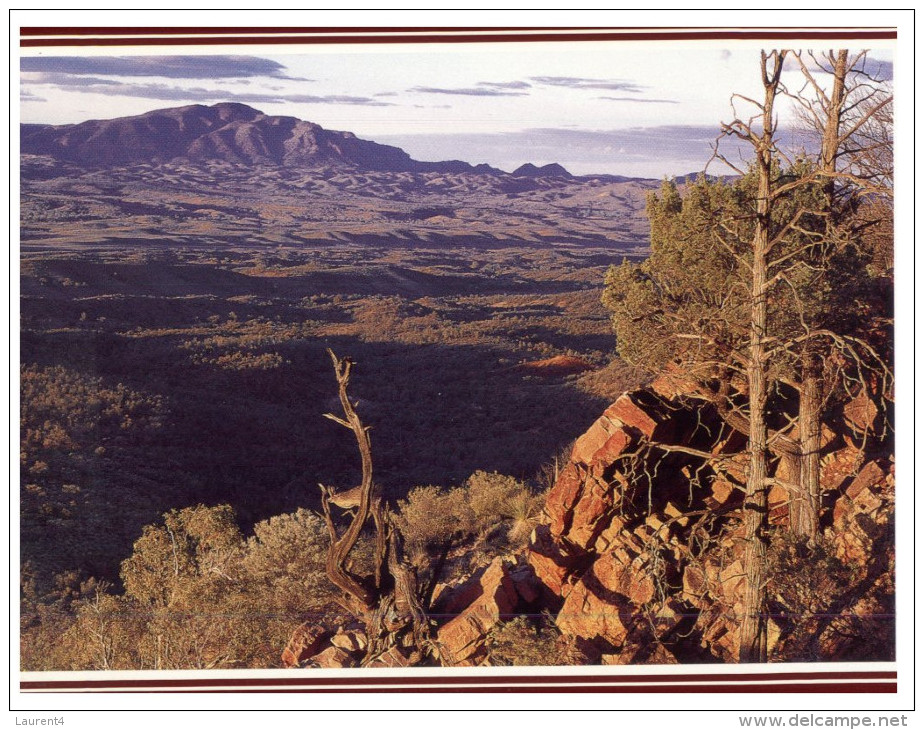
19;49;894;670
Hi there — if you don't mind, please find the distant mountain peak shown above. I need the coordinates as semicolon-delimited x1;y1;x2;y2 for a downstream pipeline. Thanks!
512;162;572;178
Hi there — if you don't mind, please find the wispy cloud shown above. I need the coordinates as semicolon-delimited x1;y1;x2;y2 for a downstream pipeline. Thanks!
20;55;303;80
598;96;679;104
530;76;646;93
478;80;532;90
409;85;528;97
20;88;45;102
24;74;392;106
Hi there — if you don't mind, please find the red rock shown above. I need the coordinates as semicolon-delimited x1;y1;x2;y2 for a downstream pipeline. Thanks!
309;646;356;668
570;414;625;465
592;429;633;467
593;514;627;553
701;612;739;662
719;560;746;602
330;629;366;653
592;548;656;606
281;623;329;668
366;646;412;668
607;641;679;665
707;478;735;508
518;355;595;377
508;560;542;605
821;442;865;493
545;462;586;537
431;574;486;622
556;578;632;647
767;482;790;526
567;472;621;549
711;427;748;456
649;366;699;401
437;557;521;666
843;391;879;434
682;564;707;605
527;523;578;595
604;391;674;442
663;501;688;527
845;461;886;500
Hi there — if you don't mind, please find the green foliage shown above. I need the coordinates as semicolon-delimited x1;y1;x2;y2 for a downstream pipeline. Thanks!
22;503;345;670
602;167;888;389
243;508;342;618
602;177;749;376
120;503;244;607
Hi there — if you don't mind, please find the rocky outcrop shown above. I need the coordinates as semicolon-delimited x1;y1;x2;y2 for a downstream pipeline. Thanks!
522;380;894;664
283;376;893;668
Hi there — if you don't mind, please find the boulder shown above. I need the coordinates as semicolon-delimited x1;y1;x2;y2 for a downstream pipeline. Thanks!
831;460;892;565
545;462;587;537
309;646;357;669
436;557;521;666
566;471;624;550
330;629;367;654
843;390;880;435
366;646;413;668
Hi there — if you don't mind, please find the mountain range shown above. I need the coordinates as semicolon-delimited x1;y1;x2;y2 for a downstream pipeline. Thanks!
24;103;523;175
21;103;657;249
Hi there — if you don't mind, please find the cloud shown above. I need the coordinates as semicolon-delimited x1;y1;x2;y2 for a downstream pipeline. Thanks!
377;123;813;178
530;75;646;93
478;80;532;90
782;52;893;82
20;55;302;80
20;88;45;102
409;85;528;97
23;74;392;106
598;96;679;104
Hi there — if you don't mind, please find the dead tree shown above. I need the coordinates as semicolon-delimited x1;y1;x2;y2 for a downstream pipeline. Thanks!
785;50;894;540
318;349;435;667
717;49;788;663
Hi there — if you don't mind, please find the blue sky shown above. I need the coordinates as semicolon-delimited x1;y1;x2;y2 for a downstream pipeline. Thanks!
19;43;893;178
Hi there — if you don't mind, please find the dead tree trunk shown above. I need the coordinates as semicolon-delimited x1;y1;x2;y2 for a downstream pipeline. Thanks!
792;352;822;538
792;50;847;540
731;50;786;663
318;349;436;666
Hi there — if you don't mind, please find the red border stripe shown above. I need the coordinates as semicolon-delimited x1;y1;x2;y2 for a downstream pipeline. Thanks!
19;29;898;47
21;670;898;691
22;683;898;695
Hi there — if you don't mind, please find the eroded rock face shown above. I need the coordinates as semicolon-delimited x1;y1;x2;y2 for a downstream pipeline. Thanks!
522;381;895;664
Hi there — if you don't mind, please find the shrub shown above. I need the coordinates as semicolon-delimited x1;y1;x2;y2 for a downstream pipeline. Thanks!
486;614;581;666
395;485;474;555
